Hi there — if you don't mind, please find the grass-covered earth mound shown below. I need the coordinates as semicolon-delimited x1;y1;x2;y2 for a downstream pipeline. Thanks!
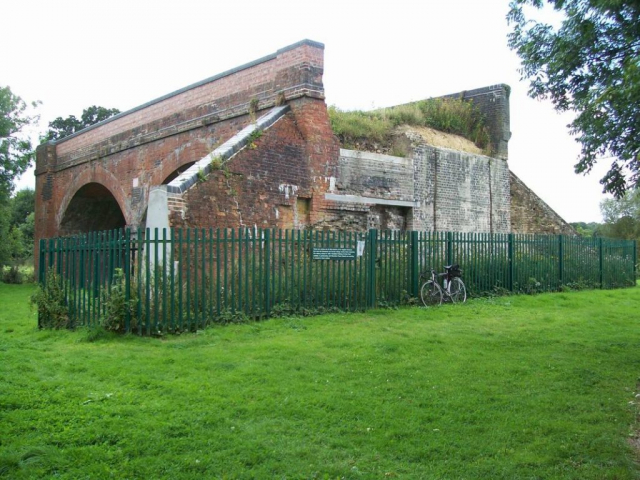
329;97;491;156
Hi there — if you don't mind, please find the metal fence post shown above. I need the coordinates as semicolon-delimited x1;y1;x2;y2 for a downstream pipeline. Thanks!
367;229;377;309
48;238;55;270
410;230;419;298
264;229;271;316
558;234;564;289
634;240;638;281
599;237;604;289
124;228;131;333
508;233;514;292
446;231;453;266
38;239;46;284
93;240;100;300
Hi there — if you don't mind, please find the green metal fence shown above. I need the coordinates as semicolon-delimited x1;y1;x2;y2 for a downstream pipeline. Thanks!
38;228;637;334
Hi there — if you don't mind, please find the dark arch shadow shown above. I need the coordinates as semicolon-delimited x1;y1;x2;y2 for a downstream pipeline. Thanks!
59;183;126;235
162;161;196;185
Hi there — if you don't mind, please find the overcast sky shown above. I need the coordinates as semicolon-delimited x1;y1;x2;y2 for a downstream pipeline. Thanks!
3;0;611;223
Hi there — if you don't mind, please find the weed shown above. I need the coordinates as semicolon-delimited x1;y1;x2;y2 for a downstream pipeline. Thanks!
101;268;139;333
247;128;262;149
30;269;69;329
209;154;224;170
197;168;206;183
216;308;249;325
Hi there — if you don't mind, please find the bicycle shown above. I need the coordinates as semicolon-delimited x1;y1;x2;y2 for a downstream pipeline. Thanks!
420;264;467;306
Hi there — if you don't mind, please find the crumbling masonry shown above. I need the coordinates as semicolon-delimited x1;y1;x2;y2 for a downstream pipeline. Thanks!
35;39;575;260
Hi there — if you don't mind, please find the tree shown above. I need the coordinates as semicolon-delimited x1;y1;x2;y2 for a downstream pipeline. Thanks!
45;105;120;141
10;189;35;259
0;189;36;267
569;221;605;237
0;87;38;267
10;187;35;228
507;0;640;197
599;188;640;240
0;86;39;196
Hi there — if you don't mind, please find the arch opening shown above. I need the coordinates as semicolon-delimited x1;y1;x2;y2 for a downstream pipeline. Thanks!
60;183;126;235
162;161;196;185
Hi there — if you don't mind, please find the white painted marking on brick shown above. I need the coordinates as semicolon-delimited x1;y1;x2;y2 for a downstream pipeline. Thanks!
133;177;139;187
279;184;298;200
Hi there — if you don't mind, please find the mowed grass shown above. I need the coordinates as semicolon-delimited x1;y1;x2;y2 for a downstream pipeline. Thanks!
1;284;640;479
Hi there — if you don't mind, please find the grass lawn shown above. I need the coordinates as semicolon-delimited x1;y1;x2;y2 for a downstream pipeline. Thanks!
1;283;640;479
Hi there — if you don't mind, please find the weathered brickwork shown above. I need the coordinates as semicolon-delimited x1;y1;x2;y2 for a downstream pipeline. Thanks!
172;112;310;229
410;144;511;233
440;84;511;160
336;150;414;202
328;144;511;234
510;172;576;235
35;39;574;271
35;40;328;253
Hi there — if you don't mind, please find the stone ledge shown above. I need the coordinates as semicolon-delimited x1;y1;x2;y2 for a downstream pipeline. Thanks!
51;88;316;173
324;193;417;208
166;105;290;195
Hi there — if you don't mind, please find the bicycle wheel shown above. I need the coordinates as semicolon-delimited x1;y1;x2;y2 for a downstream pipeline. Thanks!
420;280;443;307
449;278;467;303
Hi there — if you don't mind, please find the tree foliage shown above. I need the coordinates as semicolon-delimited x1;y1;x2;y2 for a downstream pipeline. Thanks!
569;221;605;237
0;86;39;195
0;188;36;266
507;0;640;197
599;188;640;240
10;187;34;228
46;105;120;141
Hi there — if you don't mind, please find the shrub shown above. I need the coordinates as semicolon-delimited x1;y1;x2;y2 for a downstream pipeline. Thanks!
2;265;35;284
30;270;69;329
102;268;139;333
2;266;22;284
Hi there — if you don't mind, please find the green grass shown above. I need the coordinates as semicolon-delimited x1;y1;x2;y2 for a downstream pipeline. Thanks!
1;283;640;479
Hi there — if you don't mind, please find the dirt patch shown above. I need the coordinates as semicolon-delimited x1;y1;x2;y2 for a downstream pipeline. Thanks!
338;125;485;157
398;125;484;155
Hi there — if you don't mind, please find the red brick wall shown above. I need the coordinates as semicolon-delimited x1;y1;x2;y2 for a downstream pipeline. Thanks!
172;101;341;230
34;40;329;265
56;42;325;156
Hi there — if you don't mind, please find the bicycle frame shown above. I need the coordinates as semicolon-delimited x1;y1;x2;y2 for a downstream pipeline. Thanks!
422;270;452;296
419;265;466;306
421;268;459;298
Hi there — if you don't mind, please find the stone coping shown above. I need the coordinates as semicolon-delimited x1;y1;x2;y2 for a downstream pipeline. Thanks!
166;105;290;195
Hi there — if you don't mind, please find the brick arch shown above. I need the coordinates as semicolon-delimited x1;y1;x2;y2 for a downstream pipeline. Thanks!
158;160;197;185
56;164;130;231
149;141;209;187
